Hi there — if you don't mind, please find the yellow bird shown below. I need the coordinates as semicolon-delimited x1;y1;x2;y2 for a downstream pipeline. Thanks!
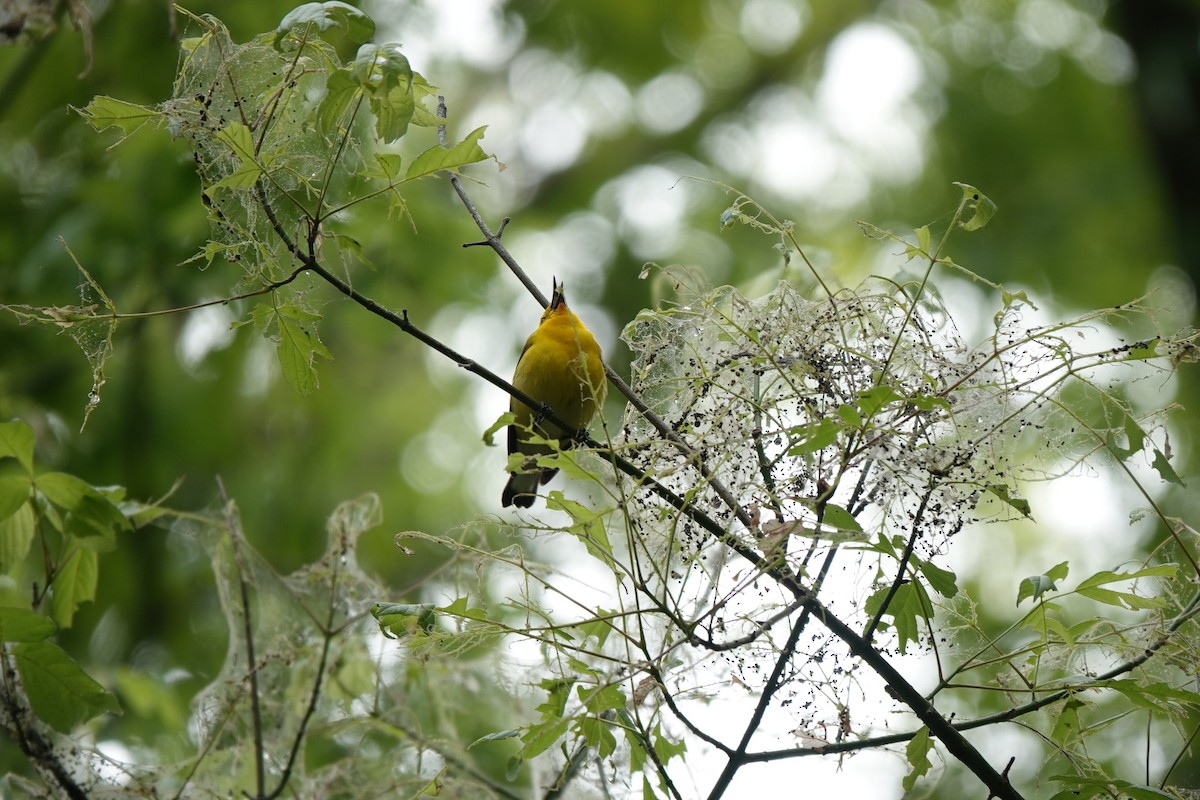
503;280;607;508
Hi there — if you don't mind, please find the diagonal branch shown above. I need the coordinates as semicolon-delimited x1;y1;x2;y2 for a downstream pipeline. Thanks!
863;483;935;642
216;480;266;800
437;97;758;536
706;610;810;800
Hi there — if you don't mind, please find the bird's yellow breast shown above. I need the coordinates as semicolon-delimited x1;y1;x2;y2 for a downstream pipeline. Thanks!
511;307;606;437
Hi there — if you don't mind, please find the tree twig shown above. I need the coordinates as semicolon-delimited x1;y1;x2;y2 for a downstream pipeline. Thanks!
863;484;935;642
216;478;266;799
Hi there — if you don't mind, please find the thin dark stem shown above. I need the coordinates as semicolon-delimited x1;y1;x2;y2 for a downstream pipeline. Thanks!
263;558;340;799
686;600;804;652
218;479;266;799
706;610;810;800
863;485;935;641
751;375;785;520
647;665;734;756
437;97;757;535
635;717;686;800
1159;716;1200;789
439;98;545;306
748;601;1200;765
1145;711;1151;786
378;716;527;800
0;656;90;800
543;740;591;800
707;538;843;799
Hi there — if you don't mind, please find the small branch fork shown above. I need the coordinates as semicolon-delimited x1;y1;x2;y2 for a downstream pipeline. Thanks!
216;477;339;800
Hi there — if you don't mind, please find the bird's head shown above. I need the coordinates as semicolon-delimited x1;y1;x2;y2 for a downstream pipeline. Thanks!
541;278;569;322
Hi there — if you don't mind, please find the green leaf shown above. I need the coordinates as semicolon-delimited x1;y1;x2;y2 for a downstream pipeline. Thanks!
916;224;932;253
371;602;437;639
50;548;98;629
1049;776;1177;800
370;152;404;180
1050;697;1085;745
820;503;862;534
274;1;375;49
35;472;130;542
0;420;35;474
351;43;415;143
536;678;575;720
0;607;57;643
1112;338;1160;362
868;533;901;560
905;392;951;412
209;123;264;192
518;717;570;760
985;484;1033;519
482;412;515;447
575;714;618;758
785;417;841;455
13;640;121;732
904;225;932;260
1001;287;1035;310
405;126;490;180
35;471;91;510
74;96;162;142
0;502;35;574
1102;401;1147;460
1030;613;1075;646
1102;679;1200;717
1017;575;1056;606
1017;570;1063;606
577;683;626;715
317;67;361;135
0;475;31;520
624;723;648;774
1017;562;1070;605
332;233;375;272
652;725;686;762
1073;565;1176;612
1076;585;1166;610
856;385;904;418
834;403;862;427
566;656;602;681
275;306;332;396
437;596;487;622
72;492;130;545
952;182;996;231
570;611;614;648
468;728;522;749
917;558;958;598
903;726;932;791
1046;561;1071;582
547;495;617;572
1151;446;1184;486
865;581;929;654
409;75;443;128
